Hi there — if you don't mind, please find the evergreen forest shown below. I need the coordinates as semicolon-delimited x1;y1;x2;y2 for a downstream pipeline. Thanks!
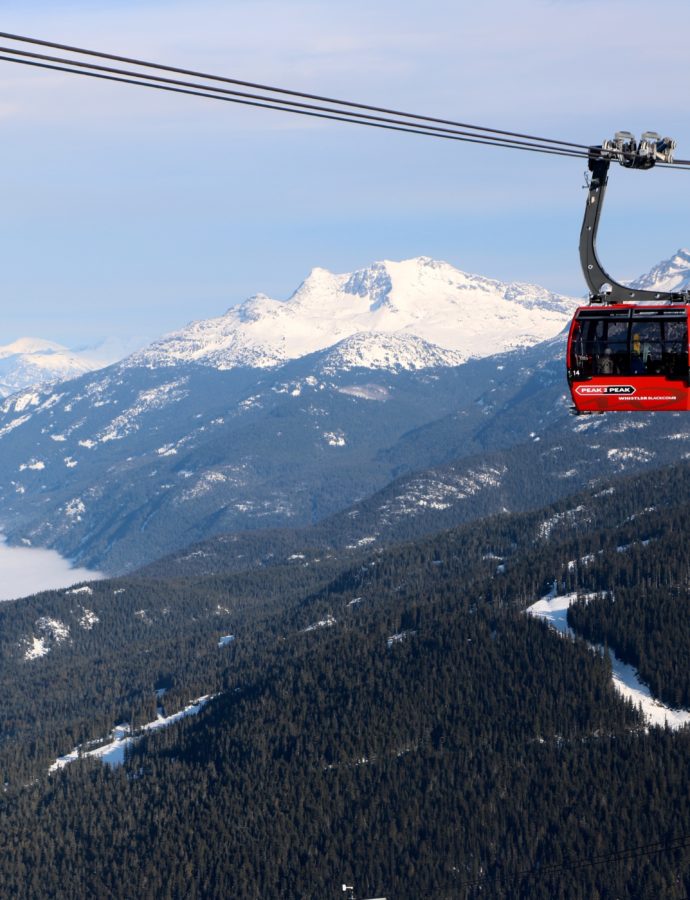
1;461;690;897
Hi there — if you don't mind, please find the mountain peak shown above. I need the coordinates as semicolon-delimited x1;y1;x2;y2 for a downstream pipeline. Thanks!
343;261;393;311
0;337;66;359
630;248;690;292
129;256;579;373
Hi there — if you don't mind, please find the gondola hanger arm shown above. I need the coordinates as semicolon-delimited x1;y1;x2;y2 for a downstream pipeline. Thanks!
579;131;689;304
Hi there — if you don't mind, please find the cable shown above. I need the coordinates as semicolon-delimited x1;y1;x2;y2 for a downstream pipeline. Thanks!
0;53;590;160
0;30;589;152
0;46;587;160
0;31;687;172
0;45;589;158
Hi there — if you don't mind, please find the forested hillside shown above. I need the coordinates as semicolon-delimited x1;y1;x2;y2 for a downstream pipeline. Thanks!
3;324;690;574
142;419;690;580
0;462;689;896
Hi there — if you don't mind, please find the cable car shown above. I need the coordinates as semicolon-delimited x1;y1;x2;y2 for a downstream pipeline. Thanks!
568;132;690;413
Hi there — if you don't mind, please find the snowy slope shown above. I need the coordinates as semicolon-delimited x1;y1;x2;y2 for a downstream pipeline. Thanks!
628;248;690;292
130;257;579;372
315;332;466;373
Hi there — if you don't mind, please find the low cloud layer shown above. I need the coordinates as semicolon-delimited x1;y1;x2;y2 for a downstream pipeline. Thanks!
0;539;103;601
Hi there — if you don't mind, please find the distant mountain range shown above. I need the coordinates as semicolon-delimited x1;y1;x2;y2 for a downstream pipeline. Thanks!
1;251;689;573
129;256;579;371
0;338;96;398
1;256;577;396
6;248;689;395
0;336;145;398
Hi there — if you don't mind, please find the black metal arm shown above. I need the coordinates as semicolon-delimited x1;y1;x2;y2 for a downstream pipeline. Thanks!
579;148;689;304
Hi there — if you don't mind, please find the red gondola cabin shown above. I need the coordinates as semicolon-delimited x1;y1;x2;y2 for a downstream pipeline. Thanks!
567;305;690;412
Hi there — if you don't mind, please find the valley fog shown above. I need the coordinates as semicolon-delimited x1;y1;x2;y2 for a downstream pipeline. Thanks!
0;537;103;601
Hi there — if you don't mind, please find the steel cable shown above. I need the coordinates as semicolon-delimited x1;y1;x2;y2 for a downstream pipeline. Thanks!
0;32;688;171
0;45;590;157
0;30;589;151
0;52;590;160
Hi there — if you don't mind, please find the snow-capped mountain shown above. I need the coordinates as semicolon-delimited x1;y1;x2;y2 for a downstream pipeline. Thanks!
629;248;690;292
0;337;136;398
0;339;97;397
130;257;579;372
1;251;687;574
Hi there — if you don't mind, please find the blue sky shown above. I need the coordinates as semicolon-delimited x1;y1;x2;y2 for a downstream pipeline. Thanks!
2;0;690;348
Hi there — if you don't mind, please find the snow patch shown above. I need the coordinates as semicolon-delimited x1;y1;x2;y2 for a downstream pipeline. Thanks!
380;466;506;521
36;617;70;642
338;384;391;401
303;615;336;632
607;447;655;465
156;444;178;457
345;536;377;549
65;498;86;519
538;506;586;540
24;636;49;660
23;616;71;660
12;391;41;412
387;630;415;648
0;415;31;439
527;592;690;729
323;430;346;447
179;469;235;501
98;379;188;443
19;459;45;471
78;608;99;630
49;694;214;771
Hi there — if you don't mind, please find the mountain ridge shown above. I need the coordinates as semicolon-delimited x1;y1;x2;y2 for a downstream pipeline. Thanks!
629;247;690;292
128;256;579;372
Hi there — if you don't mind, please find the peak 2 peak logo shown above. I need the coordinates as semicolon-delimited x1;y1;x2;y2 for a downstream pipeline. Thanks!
575;384;636;396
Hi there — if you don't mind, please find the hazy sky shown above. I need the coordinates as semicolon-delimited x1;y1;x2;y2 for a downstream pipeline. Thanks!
2;0;690;348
